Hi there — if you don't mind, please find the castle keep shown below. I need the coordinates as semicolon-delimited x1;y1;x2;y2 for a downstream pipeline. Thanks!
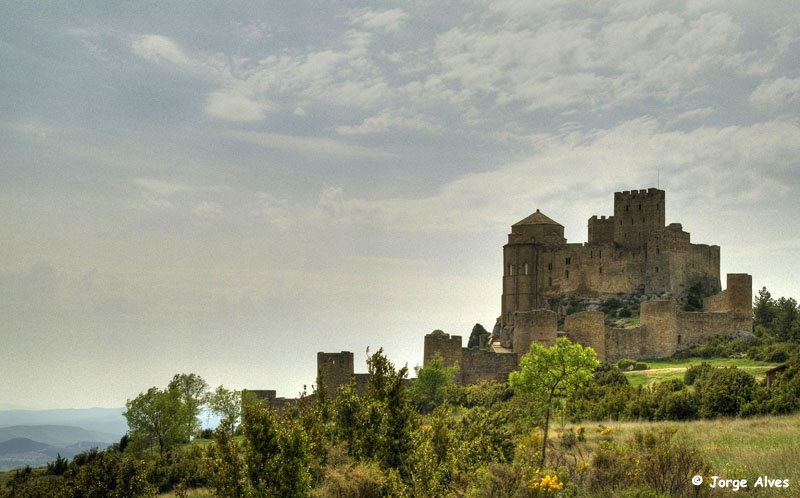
255;188;754;398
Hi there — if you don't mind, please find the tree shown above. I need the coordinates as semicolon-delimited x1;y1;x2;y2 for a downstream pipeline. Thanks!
695;366;755;417
410;353;460;413
509;337;599;467
209;385;241;436
168;373;209;431
241;398;312;497
124;386;196;455
753;287;776;330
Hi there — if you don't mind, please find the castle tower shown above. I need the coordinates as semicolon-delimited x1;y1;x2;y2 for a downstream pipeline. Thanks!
317;351;354;398
502;210;565;323
613;188;665;248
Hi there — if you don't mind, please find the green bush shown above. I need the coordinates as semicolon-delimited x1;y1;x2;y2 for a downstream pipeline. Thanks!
695;367;756;418
683;363;712;385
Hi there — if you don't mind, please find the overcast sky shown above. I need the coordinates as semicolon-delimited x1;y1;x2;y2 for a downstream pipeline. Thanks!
2;1;799;409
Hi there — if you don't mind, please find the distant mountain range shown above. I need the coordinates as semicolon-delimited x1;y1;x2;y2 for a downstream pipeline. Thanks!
0;408;127;435
0;425;121;472
0;408;126;472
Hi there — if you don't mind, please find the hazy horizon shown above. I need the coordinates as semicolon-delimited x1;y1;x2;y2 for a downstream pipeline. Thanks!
2;1;799;409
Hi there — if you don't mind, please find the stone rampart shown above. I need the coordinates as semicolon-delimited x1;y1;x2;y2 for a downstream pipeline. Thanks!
460;349;518;385
317;351;354;398
512;309;557;355
563;311;606;361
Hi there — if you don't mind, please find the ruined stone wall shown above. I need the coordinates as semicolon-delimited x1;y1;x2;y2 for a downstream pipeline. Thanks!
677;311;735;348
726;273;753;331
512;309;557;355
563;311;606;361
605;327;645;362
317;351;354;398
703;274;752;332
354;373;370;395
245;389;295;410
460;349;519;385
640;300;679;357
424;330;463;368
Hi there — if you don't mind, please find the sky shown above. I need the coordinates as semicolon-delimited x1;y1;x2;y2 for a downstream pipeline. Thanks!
1;1;799;409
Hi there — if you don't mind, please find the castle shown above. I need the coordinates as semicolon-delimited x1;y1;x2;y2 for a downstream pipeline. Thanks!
423;187;752;385
253;188;753;399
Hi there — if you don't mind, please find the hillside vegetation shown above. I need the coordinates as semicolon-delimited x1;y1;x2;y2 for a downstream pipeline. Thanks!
2;287;799;497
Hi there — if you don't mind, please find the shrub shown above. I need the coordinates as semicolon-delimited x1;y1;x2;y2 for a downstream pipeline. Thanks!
683;363;712;386
313;461;385;498
695;367;756;418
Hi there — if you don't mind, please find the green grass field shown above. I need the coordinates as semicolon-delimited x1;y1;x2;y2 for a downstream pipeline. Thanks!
623;357;781;387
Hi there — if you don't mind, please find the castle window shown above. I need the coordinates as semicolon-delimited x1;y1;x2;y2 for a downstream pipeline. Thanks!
625;205;629;212
548;262;553;271
631;218;634;225
524;263;529;275
656;247;660;255
590;251;593;259
642;217;645;223
599;267;603;274
639;204;642;210
565;257;571;265
677;334;682;345
599;250;602;258
508;264;513;275
655;266;659;273
548;277;552;286
565;270;569;279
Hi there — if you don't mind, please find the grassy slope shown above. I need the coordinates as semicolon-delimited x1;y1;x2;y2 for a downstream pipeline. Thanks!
623;357;780;387
571;414;800;497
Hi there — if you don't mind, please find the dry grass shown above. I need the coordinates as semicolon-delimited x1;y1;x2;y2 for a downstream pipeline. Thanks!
554;413;800;497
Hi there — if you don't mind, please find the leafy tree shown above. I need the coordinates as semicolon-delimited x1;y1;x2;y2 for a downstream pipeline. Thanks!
410;353;460;413
509;337;599;467
124;386;196;456
367;348;415;476
241;398;312;497
209;385;241;436
753;287;776;330
168;373;209;431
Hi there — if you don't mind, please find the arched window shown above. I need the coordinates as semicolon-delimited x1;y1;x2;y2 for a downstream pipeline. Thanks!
508;264;513;275
524;263;529;275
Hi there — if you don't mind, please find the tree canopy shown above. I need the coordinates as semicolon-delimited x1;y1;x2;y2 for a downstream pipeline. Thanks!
509;337;599;467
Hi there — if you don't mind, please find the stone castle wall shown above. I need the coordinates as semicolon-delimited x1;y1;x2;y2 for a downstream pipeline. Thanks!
563;311;606;361
424;330;462;367
604;327;645;363
512;309;557;355
460;348;518;385
317;351;354;398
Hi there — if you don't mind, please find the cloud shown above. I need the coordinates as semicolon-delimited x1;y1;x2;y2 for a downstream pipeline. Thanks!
228;131;395;159
192;201;225;218
334;108;443;135
299;118;800;233
351;8;409;33
206;88;270;122
131;34;192;67
749;77;800;108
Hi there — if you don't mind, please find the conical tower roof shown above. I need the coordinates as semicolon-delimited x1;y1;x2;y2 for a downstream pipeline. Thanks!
512;209;563;227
